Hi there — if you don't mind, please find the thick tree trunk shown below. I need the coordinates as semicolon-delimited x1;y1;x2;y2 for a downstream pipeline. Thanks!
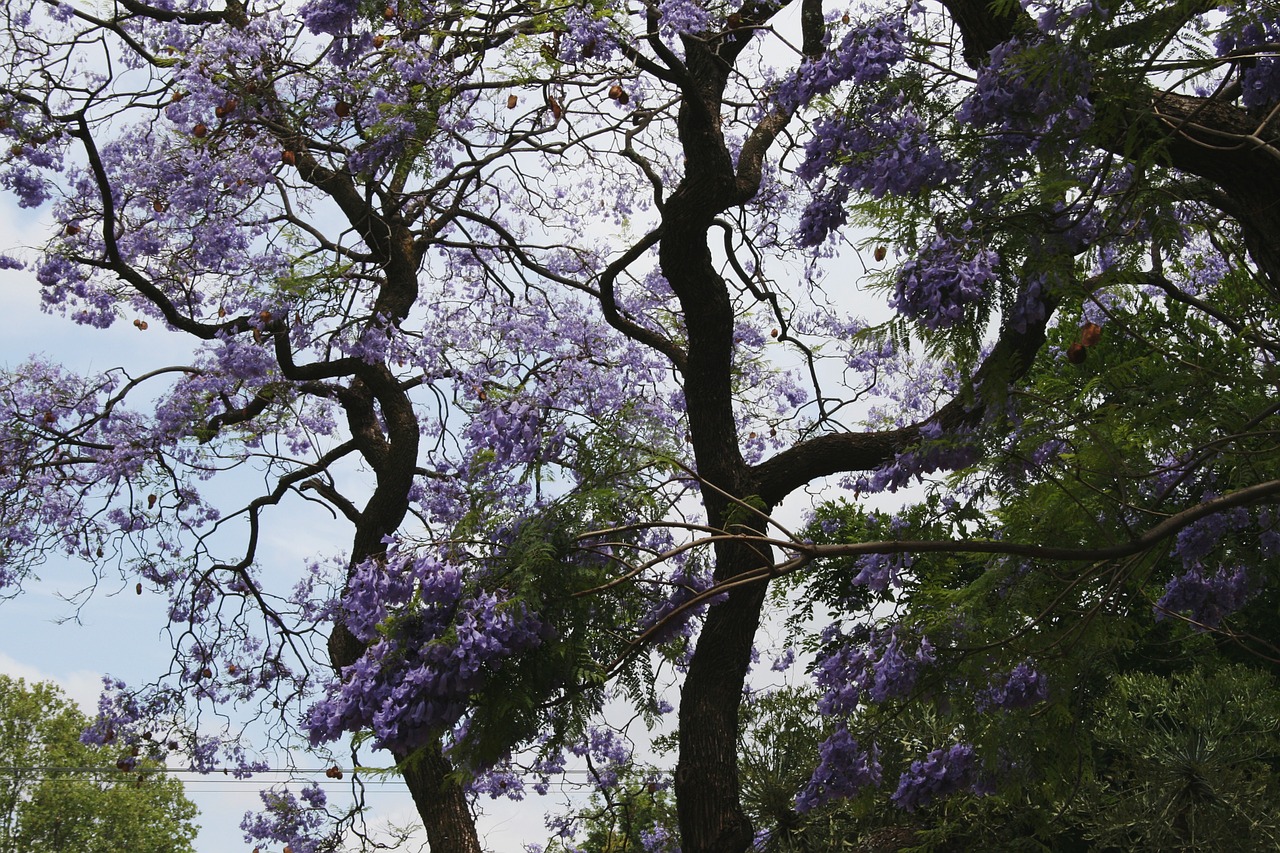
328;369;483;853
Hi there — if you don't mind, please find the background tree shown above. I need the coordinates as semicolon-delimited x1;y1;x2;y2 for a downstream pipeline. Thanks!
1;0;1279;852
0;676;198;853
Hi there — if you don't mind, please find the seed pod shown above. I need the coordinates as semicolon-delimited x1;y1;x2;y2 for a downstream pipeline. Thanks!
372;34;385;48
770;328;779;338
874;245;887;262
335;100;352;118
281;149;296;166
193;122;208;138
147;494;157;508
608;84;628;104
1080;322;1102;347
136;582;143;595
1066;342;1087;364
507;94;518;109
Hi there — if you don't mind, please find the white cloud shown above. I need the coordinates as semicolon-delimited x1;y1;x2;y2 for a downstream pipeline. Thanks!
0;650;103;714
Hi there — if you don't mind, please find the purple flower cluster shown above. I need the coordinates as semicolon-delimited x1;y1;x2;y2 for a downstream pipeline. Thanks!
637;563;720;645
1155;565;1252;630
851;551;913;592
795;723;882;812
775;16;907;111
956;37;1093;154
890;233;1000;329
240;784;328;853
299;0;359;37
1217;10;1280;110
813;625;935;715
795;102;953;246
640;824;679;853
558;6;619;64
891;743;982;811
976;661;1049;711
569;725;632;791
305;549;546;752
851;426;979;495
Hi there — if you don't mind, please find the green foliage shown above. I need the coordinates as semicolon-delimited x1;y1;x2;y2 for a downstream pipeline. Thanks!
0;676;198;853
1078;666;1280;851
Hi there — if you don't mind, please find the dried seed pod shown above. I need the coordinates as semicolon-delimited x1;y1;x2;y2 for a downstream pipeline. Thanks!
507;94;518;109
1066;342;1087;364
874;245;887;262
1080;322;1102;347
193;122;208;138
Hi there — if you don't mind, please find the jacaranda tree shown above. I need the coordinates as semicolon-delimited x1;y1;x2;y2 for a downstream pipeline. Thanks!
2;0;1279;850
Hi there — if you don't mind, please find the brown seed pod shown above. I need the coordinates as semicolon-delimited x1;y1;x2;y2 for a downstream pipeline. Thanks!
770;328;779;338
874;245;887;262
1066;342;1087;364
372;34;385;48
280;149;296;166
147;494;157;508
608;84;628;104
383;5;394;19
136;582;143;595
335;100;352;117
1080;321;1102;347
259;310;273;323
507;94;518;110
192;122;208;138
65;222;80;236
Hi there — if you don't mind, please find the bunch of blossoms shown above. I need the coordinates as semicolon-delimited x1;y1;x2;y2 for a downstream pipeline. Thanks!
240;784;329;853
813;624;936;715
794;723;882;812
305;543;547;752
795;100;954;247
1216;8;1280;111
637;559;722;645
848;423;979;496
955;35;1094;156
773;14;907;111
1155;565;1253;630
0;98;69;209
891;743;986;811
558;4;621;64
975;661;1050;711
890;232;1001;330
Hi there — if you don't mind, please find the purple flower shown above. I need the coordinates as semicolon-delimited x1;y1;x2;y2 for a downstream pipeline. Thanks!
1217;11;1280;111
891;233;1000;329
891;743;981;811
1155;565;1252;630
976;661;1049;711
795;724;882;812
